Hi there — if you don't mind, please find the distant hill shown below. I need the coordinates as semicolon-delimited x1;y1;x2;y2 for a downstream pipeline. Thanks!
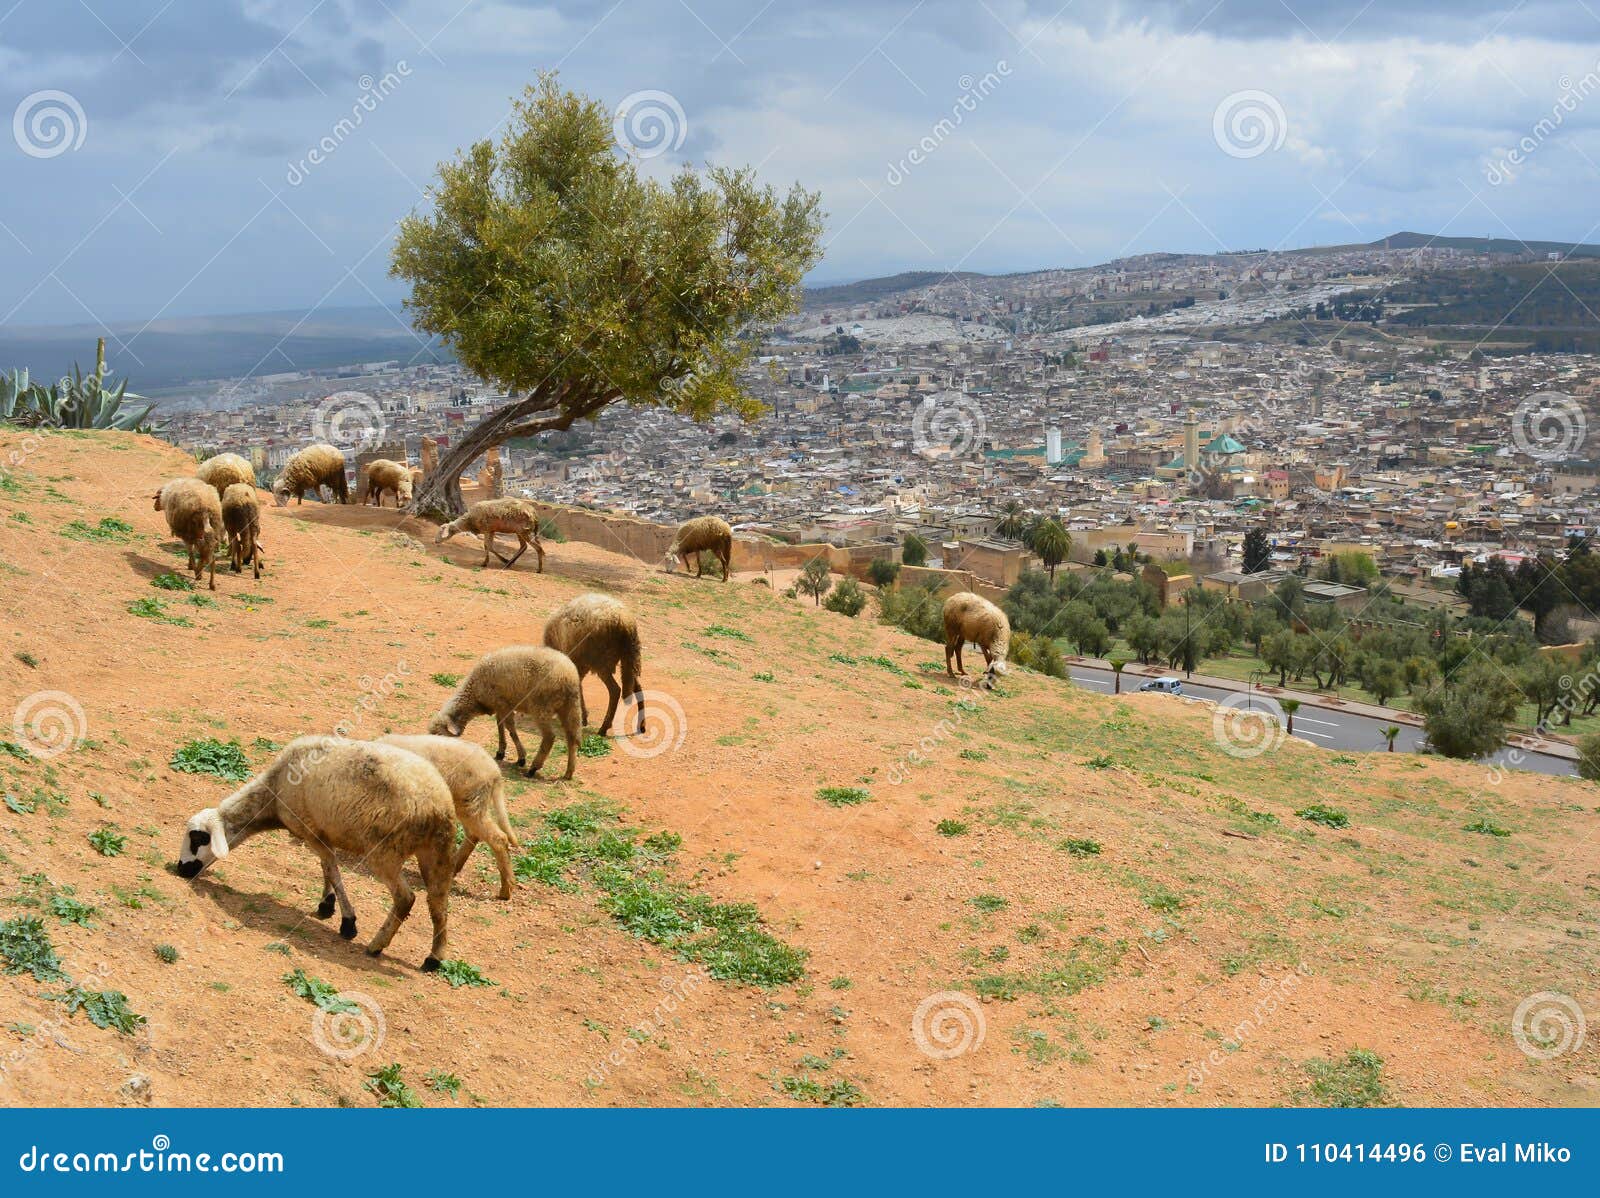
802;270;991;307
0;306;451;393
1358;231;1600;259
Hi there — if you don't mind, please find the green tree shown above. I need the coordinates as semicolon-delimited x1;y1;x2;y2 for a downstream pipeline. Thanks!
866;558;901;589
1280;698;1301;735
1032;518;1072;581
1382;725;1401;752
1415;666;1519;759
823;576;866;617
1241;527;1271;574
995;500;1027;541
1578;731;1600;781
797;557;833;606
902;533;928;568
391;75;823;515
1109;657;1128;693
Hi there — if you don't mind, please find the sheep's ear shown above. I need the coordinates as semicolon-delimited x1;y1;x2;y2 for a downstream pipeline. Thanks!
205;810;230;858
445;715;463;736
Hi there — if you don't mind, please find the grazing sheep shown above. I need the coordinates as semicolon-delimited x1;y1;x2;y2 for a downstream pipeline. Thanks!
220;483;264;579
542;593;645;736
664;515;733;581
435;497;544;571
942;592;1011;688
409;467;425;494
272;443;350;507
174;737;454;969
363;458;413;508
195;452;256;499
379;734;515;899
428;645;581;780
153;477;222;591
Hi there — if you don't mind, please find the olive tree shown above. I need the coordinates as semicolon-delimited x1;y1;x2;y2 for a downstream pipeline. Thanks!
392;76;824;516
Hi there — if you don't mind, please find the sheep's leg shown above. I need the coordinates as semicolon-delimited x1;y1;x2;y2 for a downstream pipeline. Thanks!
503;531;527;569
502;716;526;766
451;831;480;877
525;724;557;779
945;640;959;678
363;861;414;959
314;855;338;919
480;531;495;567
597;671;621;736
460;808;514;900
560;711;580;780
533;537;545;574
415;842;451;969
694;553;704;578
312;847;358;940
721;549;730;581
493;716;507;761
205;540;216;591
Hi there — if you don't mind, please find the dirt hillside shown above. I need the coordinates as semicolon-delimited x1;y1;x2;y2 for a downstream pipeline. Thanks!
0;428;1596;1108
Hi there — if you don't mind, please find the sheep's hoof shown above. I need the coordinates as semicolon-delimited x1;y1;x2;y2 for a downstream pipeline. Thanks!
524;768;540;780
420;956;441;973
493;749;505;762
314;895;336;919
365;946;383;958
339;916;357;940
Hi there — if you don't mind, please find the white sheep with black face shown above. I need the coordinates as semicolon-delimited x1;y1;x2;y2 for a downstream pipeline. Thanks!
176;736;456;970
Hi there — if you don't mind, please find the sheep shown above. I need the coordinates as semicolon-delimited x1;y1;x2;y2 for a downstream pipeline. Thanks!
942;591;1011;688
664;515;733;581
378;734;515;899
428;645;581;780
541;593;645;736
220;482;263;579
174;736;454;969
153;477;222;591
363;458;413;508
272;443;350;507
435;497;544;571
195;452;256;499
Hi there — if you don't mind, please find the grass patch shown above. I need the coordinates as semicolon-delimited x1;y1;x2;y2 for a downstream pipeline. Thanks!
61;516;133;544
1304;1049;1388;1108
87;826;126;857
282;968;357;1012
48;890;96;928
127;596;191;626
1059;837;1102;858
430;673;459;688
816;786;870;807
779;1074;865;1107
935;819;969;837
1463;817;1511;837
434;959;495;989
150;572;194;591
704;624;752;641
169;738;251;782
154;944;179;964
0;915;66;981
366;1063;423;1108
54;985;145;1034
753;671;775;682
958;748;989;762
424;1070;462;1098
1295;803;1349;829
578;734;612;759
970;893;1009;913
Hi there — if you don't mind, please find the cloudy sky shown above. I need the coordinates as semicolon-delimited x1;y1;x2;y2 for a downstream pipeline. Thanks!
3;0;1599;327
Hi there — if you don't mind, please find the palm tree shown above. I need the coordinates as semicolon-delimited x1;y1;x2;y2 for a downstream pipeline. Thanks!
995;500;1027;541
1281;698;1301;735
1032;518;1072;581
1382;725;1400;752
1109;657;1127;693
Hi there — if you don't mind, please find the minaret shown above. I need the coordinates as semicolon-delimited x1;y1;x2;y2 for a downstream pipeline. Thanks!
1183;409;1200;473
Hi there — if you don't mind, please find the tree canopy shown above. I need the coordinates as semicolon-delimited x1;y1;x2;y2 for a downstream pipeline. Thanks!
391;75;824;514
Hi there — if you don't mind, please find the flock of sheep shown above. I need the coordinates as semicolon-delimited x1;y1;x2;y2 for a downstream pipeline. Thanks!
155;441;1013;971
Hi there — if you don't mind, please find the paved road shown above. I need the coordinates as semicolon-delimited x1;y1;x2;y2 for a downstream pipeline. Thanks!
1065;665;1576;777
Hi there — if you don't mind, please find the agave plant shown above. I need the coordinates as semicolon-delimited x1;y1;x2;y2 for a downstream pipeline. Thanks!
1;340;158;432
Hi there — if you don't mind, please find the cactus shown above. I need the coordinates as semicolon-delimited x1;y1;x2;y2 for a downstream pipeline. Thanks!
0;339;157;432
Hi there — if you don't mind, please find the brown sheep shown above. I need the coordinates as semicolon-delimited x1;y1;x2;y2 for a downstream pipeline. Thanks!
942;592;1011;688
175;737;454;969
272;443;349;507
153;477;222;591
428;646;581;779
542;592;645;736
379;734;515;900
363;458;413;508
664;515;733;581
220;482;263;579
435;498;544;571
195;452;256;499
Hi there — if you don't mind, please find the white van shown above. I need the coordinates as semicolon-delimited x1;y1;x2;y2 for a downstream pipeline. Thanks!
1138;676;1184;695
